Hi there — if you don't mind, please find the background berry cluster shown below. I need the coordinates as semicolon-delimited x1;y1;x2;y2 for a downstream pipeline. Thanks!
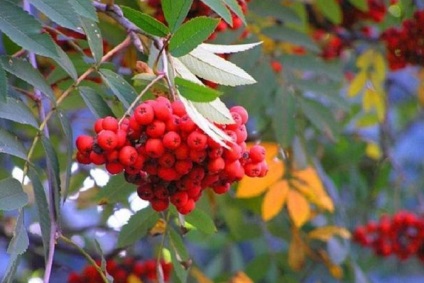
353;211;424;261
67;258;172;283
75;97;268;214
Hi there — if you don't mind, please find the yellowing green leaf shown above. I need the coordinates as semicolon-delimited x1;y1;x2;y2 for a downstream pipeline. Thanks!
372;52;386;83
366;142;382;160
127;274;142;283
288;227;305;271
308;226;351;241
237;157;284;198
230;271;254;283
190;267;214;283
347;71;367;97
356;49;373;69
287;190;310;227
262;180;289;221
362;88;385;122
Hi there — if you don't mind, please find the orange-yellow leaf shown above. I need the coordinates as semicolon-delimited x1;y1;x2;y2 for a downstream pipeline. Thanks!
237;157;284;198
365;142;382;160
287;190;311;227
319;250;344;279
229;271;254;283
127;274;142;283
190;267;213;283
262;180;289;221
308;225;351;241
293;167;334;212
288;227;305;271
347;71;367;97
149;218;167;236
247;141;280;162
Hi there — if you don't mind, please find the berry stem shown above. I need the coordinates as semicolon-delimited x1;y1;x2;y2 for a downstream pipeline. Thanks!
119;73;165;124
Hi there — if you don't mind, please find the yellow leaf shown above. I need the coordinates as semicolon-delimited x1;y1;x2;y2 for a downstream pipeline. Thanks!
230;271;254;283
293;167;334;212
190;267;213;283
355;113;379;127
417;83;424;107
363;88;386;122
287;190;311;227
356;49;373;69
362;87;374;111
149;218;167;236
365;142;382;160
308;225;351;241
347;71;367;97
371;52;386;83
237;157;284;198
288;227;305;271
127;274;143;283
319;250;344;279
262;180;289;221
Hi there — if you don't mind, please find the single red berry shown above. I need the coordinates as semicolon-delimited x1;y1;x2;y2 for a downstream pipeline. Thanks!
163;131;181;150
134;103;155;125
170;191;189;207
102;116;118;132
249;145;266;162
224;160;244;180
244;162;262;177
208;147;223;159
97;130;118;151
105;161;124;175
188;166;205;181
67;272;82;283
202;174;220;187
230;106;248;124
151;198;169;211
180;115;196;132
76;135;94;153
271;60;283;73
146;119;166;138
171;100;186;117
187;131;207;150
189;149;207;163
177;198;195;215
89;151;106;165
154;184;170;199
114;269;127;283
207;157;225;174
158;152;176;168
76;152;91;164
212;182;230;194
223;143;242;161
165;115;180;131
158;166;180;181
105;150;119;163
94;118;104;133
175;160;193;175
235;125;248;143
258;161;269;177
137;183;154;200
231;16;243;30
118;145;138;166
116;129;127;149
226;112;243;130
145;138;165;158
174;143;190;160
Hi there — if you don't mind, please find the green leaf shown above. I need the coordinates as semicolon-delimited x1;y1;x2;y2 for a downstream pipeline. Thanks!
280;55;343;81
316;0;342;24
200;0;232;25
0;128;27;160
169;228;189;261
71;0;98;21
80;18;103;64
79;86;115;118
41;136;61;220
0;56;55;102
2;253;21;283
273;88;296;147
99;69;137;108
348;0;369;12
121;6;170;37
245;254;272;282
170;245;188;283
262;26;319;52
249;1;300;24
28;167;51;261
185;208;216;235
299;97;339;139
169;17;219;57
94;239;114;282
0;63;7;102
54;44;78;81
96;174;136;204
175;77;221;102
0;178;28;211
0;1;59;58
28;0;81;31
0;97;38;128
192;98;234;124
223;0;246;24
117;207;159;248
7;211;29;255
162;0;193;32
57;109;73;203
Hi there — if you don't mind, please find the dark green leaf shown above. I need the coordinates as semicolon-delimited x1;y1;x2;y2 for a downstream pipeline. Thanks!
175;77;221;102
7;211;29;255
0;97;38;128
99;69;137;108
348;0;369;12
223;0;246;24
71;0;98;21
55;44;78;81
96;174;136;204
121;6;170;37
273;88;296;147
0;178;28;211
79;86;115;118
117;207;159;248
0;63;7;102
0;1;59;58
0;128;27;160
185;208;216;235
41;136;61;220
200;0;232;25
169;17;219;57
299;97;339;139
57;109;73;203
169;227;189;261
262;26;319;52
0;56;55;102
162;0;193;32
94;239;114;282
316;0;342;24
249;1;300;24
245;254;272;281
2;253;21;283
28;167;51;261
170;245;188;283
80;18;103;64
28;0;81;31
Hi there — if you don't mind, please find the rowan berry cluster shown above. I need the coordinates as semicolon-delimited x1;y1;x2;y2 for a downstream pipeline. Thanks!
146;0;249;40
75;97;268;214
353;211;424;260
67;258;172;283
340;0;387;28
381;10;424;70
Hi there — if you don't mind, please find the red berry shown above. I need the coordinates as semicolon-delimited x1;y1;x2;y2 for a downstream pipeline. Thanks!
208;147;223;159
146;119;166;137
163;131;181;149
187;131;207;150
244;162;262;177
230;106;248;124
134;103;155;125
154;184;170;199
151;198;169;211
76;135;94;153
226;112;243;130
137;183;154;200
94;118;104;133
271;60;283;73
174;143;190;160
97;130;118;151
67;272;81;283
145;138;165;158
171;100;186;116
76;152;91;164
158;167;180;181
177;198;195;215
175;160;193;175
153;97;172;121
212;182;230;194
119;145;138;166
189;149;207;163
102;116;118;132
116;129;127;148
170;191;189;207
223;143;242;161
249;145;266;162
105;162;124;174
235;125;248;143
180;115;196;132
158;152;176;168
207;157;225;174
231;16;243;30
89;151;106;165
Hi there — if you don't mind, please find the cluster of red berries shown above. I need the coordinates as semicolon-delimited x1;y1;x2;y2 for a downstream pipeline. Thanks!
312;29;345;60
340;0;388;28
75;97;268;214
381;10;424;70
353;211;424;261
67;258;172;283
146;0;250;41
